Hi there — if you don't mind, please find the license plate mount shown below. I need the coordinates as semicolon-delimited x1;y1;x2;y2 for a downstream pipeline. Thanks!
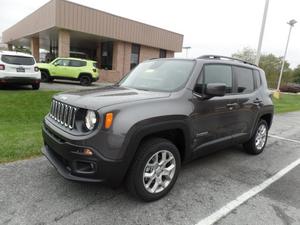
16;67;25;72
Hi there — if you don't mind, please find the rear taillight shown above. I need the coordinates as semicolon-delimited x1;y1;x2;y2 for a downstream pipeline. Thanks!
0;64;5;70
34;67;39;72
92;68;97;73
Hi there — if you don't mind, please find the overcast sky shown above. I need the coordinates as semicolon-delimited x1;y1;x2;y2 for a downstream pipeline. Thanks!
0;0;299;67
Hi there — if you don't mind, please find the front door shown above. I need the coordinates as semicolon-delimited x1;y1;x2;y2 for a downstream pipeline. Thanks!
191;64;239;156
51;59;72;77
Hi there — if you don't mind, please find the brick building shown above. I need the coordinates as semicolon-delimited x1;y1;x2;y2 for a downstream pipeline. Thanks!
2;0;183;82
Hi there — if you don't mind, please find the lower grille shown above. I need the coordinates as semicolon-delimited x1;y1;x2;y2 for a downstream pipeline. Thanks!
49;99;77;129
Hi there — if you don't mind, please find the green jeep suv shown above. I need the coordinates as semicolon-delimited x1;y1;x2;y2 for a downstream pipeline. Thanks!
38;57;99;86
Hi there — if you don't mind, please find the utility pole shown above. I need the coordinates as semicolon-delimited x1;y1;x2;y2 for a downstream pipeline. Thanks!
255;0;269;66
276;19;297;91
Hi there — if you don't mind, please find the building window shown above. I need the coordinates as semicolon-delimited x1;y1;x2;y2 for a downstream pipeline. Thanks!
101;42;113;70
130;44;140;69
159;49;167;58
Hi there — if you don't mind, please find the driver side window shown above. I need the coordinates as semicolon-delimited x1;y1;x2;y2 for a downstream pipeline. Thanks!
194;64;233;95
54;59;70;66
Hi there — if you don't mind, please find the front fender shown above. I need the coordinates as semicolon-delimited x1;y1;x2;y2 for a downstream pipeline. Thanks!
119;116;192;173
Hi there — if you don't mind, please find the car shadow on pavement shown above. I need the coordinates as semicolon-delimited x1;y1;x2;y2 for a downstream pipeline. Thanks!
0;84;33;90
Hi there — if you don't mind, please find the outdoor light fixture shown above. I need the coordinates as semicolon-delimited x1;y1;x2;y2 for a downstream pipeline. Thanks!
287;19;297;27
182;46;192;58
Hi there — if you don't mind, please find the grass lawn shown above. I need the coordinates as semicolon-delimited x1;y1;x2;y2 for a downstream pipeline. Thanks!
0;90;58;163
273;94;300;114
0;90;300;163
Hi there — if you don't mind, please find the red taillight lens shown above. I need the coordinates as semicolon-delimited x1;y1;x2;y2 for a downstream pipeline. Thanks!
0;64;5;70
34;66;39;72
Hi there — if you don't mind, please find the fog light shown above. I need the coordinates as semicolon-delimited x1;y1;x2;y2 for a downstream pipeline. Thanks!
83;148;93;156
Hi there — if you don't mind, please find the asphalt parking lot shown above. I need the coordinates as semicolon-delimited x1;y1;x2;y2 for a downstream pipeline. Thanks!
1;112;300;225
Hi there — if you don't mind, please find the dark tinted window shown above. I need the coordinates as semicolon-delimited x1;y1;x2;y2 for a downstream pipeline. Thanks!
159;49;167;58
253;70;261;89
194;70;204;94
130;44;140;69
234;66;254;93
1;55;35;65
69;60;86;67
101;42;113;70
205;64;233;93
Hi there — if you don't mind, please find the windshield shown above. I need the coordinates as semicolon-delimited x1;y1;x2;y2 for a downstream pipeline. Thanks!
1;55;35;65
119;60;195;92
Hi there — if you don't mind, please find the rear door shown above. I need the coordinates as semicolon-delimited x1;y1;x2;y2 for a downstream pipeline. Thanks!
69;60;87;78
232;66;262;142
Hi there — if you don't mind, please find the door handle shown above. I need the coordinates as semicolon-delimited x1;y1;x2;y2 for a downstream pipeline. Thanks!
226;103;239;110
226;103;239;107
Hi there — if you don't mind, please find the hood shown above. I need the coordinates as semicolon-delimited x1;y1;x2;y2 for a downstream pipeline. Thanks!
53;85;171;110
37;62;51;68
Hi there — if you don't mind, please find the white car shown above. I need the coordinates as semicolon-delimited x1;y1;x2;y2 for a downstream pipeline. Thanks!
0;51;41;90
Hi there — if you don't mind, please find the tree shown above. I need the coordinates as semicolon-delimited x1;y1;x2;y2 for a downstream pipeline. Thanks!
232;47;256;64
293;65;300;84
13;46;31;54
232;48;293;89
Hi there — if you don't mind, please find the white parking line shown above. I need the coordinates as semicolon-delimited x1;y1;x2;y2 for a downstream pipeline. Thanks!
268;134;300;144
195;146;300;225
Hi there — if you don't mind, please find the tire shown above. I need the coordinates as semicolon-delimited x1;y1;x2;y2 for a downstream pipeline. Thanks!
243;120;268;155
41;71;53;82
32;83;40;90
79;75;92;86
126;138;181;202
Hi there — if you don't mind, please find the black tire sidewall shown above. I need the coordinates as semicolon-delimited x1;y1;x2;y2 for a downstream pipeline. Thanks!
132;139;181;201
80;75;92;86
32;83;40;90
41;71;48;82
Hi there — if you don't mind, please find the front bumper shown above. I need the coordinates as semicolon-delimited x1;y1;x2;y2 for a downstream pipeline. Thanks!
92;76;99;82
42;123;128;186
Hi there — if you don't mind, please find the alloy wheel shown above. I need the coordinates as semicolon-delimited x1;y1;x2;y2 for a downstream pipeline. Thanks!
143;150;176;194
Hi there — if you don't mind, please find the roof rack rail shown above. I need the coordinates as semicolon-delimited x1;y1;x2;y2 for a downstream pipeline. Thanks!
197;55;257;66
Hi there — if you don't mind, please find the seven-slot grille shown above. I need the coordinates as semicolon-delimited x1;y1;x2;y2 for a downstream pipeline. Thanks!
49;99;77;129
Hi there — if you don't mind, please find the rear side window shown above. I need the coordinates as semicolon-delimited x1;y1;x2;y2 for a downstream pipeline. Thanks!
1;55;35;66
253;70;261;88
69;60;86;67
204;64;233;93
234;66;254;93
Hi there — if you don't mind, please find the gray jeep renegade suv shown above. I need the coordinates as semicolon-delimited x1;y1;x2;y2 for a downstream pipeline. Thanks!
42;55;274;201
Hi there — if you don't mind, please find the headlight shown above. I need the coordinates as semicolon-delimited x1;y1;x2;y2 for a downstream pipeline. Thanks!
85;110;97;130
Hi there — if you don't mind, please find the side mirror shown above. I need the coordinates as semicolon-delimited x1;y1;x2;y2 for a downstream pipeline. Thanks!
205;83;226;97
